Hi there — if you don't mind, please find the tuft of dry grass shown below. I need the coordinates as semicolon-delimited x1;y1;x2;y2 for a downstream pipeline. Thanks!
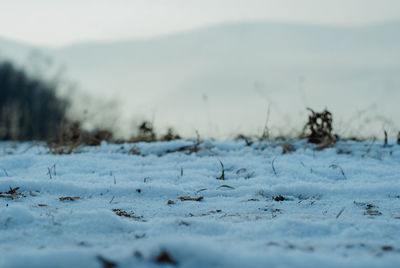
160;128;181;141
0;187;24;199
301;108;335;146
48;121;113;154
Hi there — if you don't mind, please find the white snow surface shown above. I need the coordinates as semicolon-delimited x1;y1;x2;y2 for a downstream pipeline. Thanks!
0;139;399;268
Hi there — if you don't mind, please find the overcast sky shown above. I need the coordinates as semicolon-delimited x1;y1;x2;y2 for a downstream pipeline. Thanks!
1;0;400;46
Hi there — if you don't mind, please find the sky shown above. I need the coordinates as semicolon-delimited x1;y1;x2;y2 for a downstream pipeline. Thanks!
1;0;400;46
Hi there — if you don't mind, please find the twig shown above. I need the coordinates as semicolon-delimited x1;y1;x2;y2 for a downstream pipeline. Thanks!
272;157;278;177
384;130;388;147
216;160;225;180
336;207;345;219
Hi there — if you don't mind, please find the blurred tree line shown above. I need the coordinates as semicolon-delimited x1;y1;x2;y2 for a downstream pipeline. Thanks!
0;60;68;140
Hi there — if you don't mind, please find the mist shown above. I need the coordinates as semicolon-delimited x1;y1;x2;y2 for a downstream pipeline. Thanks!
1;21;399;139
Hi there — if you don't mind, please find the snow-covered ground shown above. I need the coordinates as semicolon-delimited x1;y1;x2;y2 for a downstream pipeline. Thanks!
1;139;399;268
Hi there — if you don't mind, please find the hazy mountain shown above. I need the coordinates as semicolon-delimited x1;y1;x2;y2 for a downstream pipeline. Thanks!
1;21;399;137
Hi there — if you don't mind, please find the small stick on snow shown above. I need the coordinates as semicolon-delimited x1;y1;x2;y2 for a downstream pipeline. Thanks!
216;160;225;180
47;167;52;179
179;196;203;201
384;130;388;147
272;157;278;177
336;207;345;219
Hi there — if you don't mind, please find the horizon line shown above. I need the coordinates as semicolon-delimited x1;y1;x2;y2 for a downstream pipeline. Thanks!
1;18;399;49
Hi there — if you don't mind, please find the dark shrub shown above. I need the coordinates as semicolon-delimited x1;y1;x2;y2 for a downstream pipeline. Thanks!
302;108;334;144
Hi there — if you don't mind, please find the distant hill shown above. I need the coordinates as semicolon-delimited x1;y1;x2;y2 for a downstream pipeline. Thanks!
1;21;399;137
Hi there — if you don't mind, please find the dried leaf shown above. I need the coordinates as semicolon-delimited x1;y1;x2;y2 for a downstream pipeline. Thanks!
59;196;80;201
364;209;382;216
178;196;203;202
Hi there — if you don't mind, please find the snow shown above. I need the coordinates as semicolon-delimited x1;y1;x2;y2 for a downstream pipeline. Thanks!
0;139;400;267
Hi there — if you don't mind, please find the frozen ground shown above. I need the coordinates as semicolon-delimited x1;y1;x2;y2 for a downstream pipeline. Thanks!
0;139;399;268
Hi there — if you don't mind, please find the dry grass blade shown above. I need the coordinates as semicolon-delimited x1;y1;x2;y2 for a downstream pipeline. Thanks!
336;207;345;219
216;160;225;180
6;187;19;195
216;184;235;190
59;196;80;201
196;188;208;193
272;157;278;177
178;196;203;201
